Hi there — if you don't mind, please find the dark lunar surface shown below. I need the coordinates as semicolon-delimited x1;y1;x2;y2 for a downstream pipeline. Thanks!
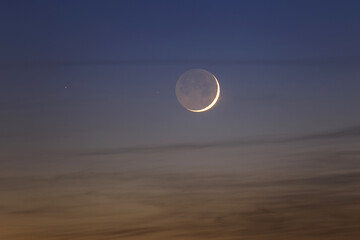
176;69;218;111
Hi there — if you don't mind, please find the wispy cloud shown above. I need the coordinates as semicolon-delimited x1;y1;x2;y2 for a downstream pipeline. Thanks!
76;125;360;156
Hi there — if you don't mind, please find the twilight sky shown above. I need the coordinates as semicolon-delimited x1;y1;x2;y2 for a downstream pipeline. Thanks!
1;1;360;239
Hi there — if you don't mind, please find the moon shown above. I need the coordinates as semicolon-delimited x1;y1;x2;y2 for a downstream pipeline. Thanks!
176;69;220;112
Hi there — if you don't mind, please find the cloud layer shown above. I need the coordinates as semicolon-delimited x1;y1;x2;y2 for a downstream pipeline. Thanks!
1;126;360;239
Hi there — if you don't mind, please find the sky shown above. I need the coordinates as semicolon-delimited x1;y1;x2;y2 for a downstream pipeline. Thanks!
1;0;360;239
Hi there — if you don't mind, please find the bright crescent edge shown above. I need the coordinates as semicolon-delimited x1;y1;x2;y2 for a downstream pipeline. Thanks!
187;74;220;113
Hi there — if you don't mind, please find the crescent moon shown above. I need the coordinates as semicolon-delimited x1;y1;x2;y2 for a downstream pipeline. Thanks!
187;74;220;112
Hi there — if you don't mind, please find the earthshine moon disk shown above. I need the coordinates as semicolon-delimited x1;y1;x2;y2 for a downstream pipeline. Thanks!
176;69;220;112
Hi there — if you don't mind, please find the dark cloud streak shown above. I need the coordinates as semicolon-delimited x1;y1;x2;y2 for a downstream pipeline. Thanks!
1;56;360;68
77;125;360;156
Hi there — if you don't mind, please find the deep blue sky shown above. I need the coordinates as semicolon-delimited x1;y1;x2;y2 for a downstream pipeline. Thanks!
2;0;360;61
1;0;360;152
